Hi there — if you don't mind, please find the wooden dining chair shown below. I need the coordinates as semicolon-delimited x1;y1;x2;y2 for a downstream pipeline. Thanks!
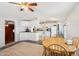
47;44;69;56
72;37;79;48
73;48;79;56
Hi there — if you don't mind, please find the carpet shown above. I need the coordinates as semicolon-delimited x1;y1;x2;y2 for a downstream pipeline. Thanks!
0;42;43;56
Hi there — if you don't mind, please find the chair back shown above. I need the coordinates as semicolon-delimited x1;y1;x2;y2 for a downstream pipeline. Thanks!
47;44;68;56
72;37;79;48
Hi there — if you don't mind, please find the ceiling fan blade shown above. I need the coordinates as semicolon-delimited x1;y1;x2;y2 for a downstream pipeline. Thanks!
28;7;34;12
28;3;37;6
9;2;21;5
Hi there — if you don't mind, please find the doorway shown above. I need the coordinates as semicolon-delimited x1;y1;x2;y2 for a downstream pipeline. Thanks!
5;20;15;44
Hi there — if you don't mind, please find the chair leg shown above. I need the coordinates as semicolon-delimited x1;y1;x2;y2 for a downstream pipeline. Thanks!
42;47;47;56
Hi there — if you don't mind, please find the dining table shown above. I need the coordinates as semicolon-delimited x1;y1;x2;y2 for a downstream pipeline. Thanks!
42;36;76;56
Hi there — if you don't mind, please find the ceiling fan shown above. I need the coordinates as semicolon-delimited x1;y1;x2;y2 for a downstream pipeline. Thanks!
9;2;37;12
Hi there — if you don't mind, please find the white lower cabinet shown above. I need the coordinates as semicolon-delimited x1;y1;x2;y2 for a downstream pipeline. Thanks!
20;32;39;41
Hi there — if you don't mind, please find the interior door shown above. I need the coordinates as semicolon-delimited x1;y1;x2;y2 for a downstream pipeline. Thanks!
5;21;14;44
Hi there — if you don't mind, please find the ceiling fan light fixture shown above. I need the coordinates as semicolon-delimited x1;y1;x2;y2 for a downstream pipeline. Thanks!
21;5;28;9
9;2;37;12
24;7;28;10
21;6;25;8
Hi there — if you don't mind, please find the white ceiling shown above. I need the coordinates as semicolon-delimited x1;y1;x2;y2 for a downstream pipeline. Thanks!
0;2;78;22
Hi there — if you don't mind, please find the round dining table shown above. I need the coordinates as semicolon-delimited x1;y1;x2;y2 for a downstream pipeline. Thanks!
42;37;76;56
